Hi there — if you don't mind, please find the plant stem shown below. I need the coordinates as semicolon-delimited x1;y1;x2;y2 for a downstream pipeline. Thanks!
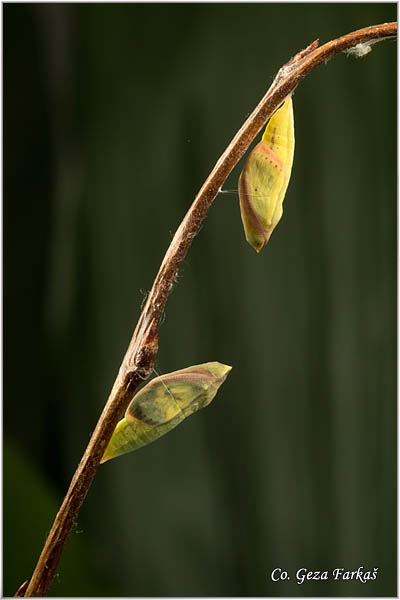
24;21;396;597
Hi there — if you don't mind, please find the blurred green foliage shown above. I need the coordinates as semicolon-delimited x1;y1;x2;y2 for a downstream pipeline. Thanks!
4;4;396;597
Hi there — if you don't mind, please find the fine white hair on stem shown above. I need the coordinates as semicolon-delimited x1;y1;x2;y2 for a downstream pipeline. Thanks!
345;36;394;58
345;42;373;57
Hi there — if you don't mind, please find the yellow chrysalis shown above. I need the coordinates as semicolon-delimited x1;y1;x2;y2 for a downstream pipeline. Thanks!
101;362;232;463
238;97;295;252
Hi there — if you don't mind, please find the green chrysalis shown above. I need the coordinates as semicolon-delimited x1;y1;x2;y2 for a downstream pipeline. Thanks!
239;96;295;252
101;362;232;463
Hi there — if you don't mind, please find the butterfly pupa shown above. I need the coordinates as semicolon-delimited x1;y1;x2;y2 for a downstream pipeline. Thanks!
239;96;295;252
101;362;232;463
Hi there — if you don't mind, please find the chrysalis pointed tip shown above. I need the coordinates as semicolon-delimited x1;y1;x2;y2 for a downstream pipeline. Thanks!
249;235;268;253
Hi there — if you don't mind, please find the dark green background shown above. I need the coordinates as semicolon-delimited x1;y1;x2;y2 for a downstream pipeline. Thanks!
4;3;396;597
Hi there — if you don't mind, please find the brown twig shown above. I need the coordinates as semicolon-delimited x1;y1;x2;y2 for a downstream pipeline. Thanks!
23;22;396;597
14;581;29;597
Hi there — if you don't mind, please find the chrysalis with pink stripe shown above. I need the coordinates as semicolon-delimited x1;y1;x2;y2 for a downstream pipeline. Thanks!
101;362;232;463
238;97;294;253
